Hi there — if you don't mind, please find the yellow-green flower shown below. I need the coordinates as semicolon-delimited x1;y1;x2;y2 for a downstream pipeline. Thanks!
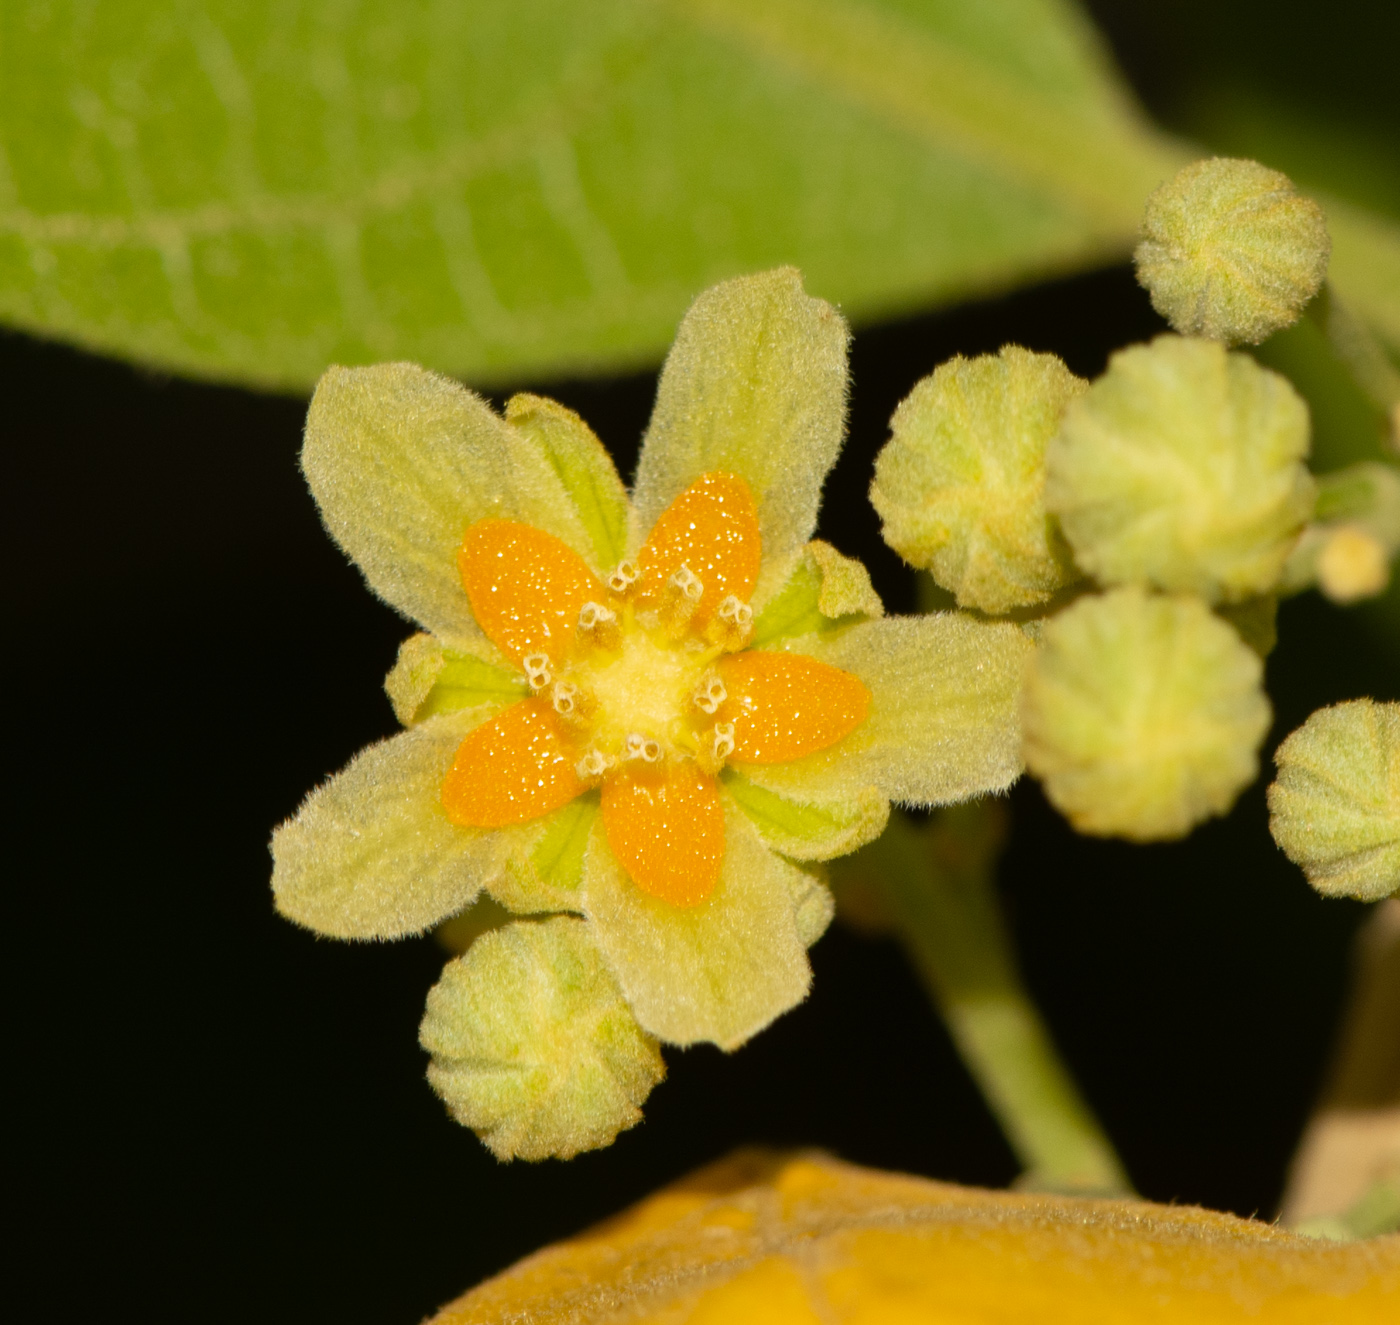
270;269;1032;1156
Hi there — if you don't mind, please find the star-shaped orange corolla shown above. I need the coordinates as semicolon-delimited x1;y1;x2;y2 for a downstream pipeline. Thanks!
442;471;870;907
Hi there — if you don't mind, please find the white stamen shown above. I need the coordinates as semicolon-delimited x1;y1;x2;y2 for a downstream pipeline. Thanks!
712;722;735;763
717;594;753;628
670;564;704;601
607;560;639;593
694;675;727;714
522;653;552;689
575;748;613;780
552;681;577;715
578;601;616;630
624;732;663;763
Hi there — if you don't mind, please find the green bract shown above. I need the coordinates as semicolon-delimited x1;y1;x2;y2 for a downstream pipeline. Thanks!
1135;158;1330;347
271;268;1035;1157
871;346;1086;614
1268;700;1400;902
1022;588;1271;842
421;917;665;1161
1047;335;1316;604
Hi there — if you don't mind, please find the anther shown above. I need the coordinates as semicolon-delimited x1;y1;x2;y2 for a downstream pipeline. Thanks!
712;722;735;763
578;601;616;630
522;653;552;690
694;675;728;715
575;748;614;780
669;565;704;602
624;733;663;763
708;593;755;650
607;560;639;594
717;595;753;628
551;681;577;716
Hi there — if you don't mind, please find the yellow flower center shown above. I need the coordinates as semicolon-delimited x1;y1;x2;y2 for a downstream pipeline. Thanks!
567;611;721;769
439;472;870;908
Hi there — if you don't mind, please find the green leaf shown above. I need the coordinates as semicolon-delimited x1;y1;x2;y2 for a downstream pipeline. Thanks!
0;0;1188;390
8;2;1396;392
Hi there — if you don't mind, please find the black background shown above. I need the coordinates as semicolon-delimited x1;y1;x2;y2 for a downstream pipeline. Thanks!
7;3;1399;1321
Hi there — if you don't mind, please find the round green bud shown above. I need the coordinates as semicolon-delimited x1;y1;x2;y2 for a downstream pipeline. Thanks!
1023;587;1271;841
1135;158;1330;345
1268;700;1400;901
871;346;1087;614
420;917;665;1160
1047;335;1315;604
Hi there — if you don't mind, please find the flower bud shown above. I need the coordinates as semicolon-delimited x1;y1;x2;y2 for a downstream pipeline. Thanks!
1135;158;1330;345
1317;527;1390;604
1268;700;1400;901
1023;588;1271;841
871;346;1086;614
1281;462;1400;601
1047;335;1315;604
420;917;665;1160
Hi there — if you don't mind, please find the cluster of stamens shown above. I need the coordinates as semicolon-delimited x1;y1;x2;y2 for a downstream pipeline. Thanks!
528;559;755;787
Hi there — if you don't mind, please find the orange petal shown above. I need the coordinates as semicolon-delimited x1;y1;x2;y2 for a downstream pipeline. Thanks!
718;651;870;764
601;763;725;907
441;701;585;827
636;473;761;623
459;519;603;663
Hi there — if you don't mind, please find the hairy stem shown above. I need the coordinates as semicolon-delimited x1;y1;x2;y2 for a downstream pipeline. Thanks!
833;802;1130;1194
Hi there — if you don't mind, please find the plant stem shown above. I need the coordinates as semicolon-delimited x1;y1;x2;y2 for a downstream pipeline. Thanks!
833;802;1131;1194
1308;285;1400;452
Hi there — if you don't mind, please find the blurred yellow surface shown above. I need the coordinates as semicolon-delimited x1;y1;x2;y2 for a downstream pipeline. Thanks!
432;1151;1399;1323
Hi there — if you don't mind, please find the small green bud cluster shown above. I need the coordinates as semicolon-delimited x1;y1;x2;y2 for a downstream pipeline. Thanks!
1268;701;1400;901
874;332;1307;840
869;164;1354;842
1135;158;1330;346
420;916;665;1160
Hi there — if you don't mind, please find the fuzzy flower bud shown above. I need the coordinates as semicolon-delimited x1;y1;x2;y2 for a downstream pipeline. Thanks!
1268;700;1400;901
1023;588;1271;841
1317;527;1390;603
871;346;1086;614
420;917;665;1160
1282;461;1400;602
1135;158;1330;345
1047;335;1315;604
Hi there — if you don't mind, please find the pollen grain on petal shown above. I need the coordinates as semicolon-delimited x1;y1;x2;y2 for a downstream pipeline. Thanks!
601;763;725;907
459;519;603;663
636;473;762;625
719;651;870;764
442;701;586;827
